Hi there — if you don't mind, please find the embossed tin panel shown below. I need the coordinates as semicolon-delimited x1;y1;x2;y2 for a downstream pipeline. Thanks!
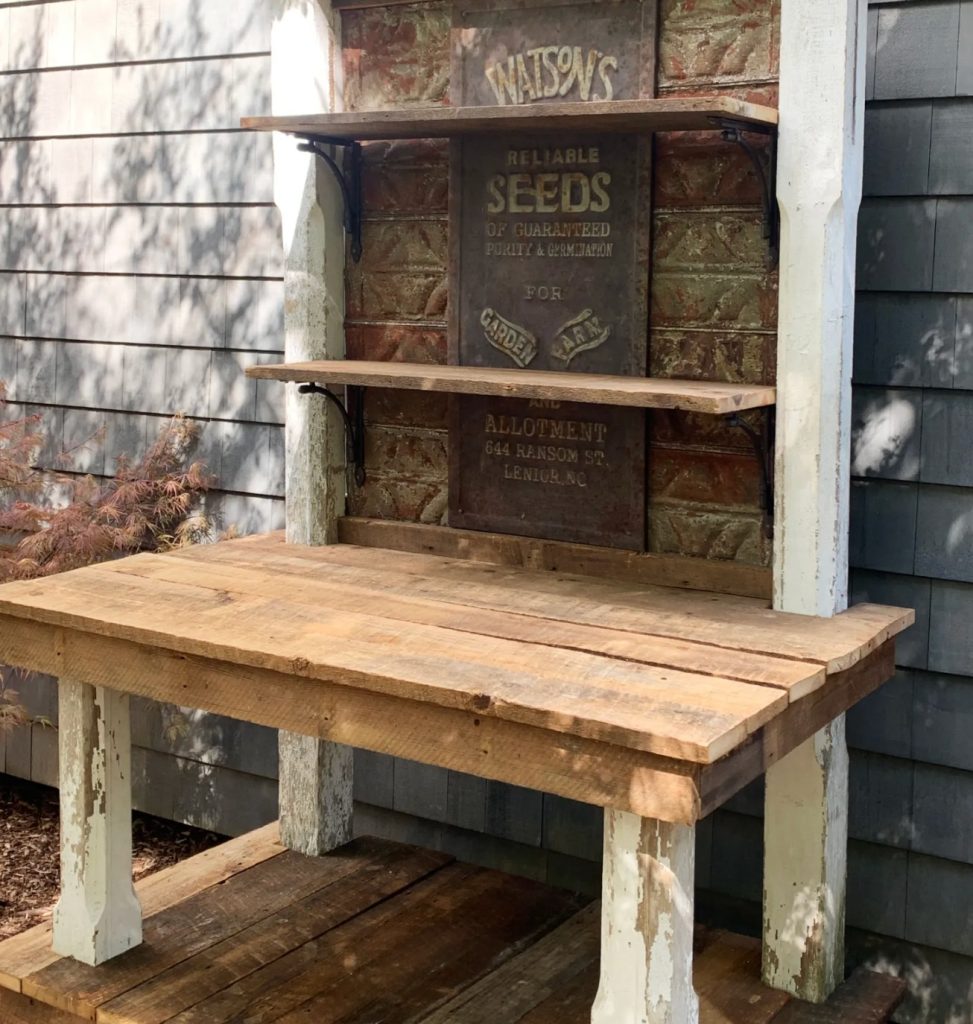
448;0;653;549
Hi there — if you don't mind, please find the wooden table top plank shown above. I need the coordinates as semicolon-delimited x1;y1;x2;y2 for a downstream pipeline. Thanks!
179;536;912;674
102;551;825;698
0;611;712;822
245;360;777;414
0;564;787;763
336;517;773;600
241;96;779;139
0;535;911;767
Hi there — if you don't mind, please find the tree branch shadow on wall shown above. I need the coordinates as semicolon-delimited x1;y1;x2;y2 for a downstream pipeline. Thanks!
0;2;284;820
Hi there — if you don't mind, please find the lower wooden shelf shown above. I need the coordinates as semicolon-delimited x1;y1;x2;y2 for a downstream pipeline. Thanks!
245;359;777;415
0;824;905;1024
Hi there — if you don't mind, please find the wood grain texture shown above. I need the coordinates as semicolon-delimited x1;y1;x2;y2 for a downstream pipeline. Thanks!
336;517;773;599
0;826;905;1024
24;842;407;1018
241;96;779;138
0;992;77;1024
103;551;821;696
0;626;896;829
0;613;709;824
0;565;787;763
0;536;909;772
0;824;284;993
164;533;909;672
96;845;450;1024
245;359;777;413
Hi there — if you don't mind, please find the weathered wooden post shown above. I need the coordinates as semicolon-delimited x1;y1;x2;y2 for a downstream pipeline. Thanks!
52;679;141;965
271;0;354;856
763;0;867;1001
592;811;698;1024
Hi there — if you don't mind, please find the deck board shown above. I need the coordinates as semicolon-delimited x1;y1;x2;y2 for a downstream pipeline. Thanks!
0;823;283;993
25;839;430;1019
0;827;905;1024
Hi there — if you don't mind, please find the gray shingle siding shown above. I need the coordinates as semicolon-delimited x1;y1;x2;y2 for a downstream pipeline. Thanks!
823;2;972;1015
695;5;973;1016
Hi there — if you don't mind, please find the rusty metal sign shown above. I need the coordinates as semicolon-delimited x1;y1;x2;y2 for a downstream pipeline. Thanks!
450;0;657;108
454;134;648;376
448;0;654;550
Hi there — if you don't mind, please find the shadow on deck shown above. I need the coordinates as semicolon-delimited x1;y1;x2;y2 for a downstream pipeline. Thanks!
0;823;905;1024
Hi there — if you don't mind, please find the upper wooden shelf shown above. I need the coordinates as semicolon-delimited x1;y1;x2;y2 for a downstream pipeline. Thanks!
241;97;778;141
246;360;777;415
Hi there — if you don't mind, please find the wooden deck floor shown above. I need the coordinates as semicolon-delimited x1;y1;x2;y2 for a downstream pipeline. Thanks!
0;824;904;1024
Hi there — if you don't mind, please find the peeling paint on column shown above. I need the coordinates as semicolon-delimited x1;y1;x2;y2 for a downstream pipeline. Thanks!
53;679;141;966
593;810;699;1024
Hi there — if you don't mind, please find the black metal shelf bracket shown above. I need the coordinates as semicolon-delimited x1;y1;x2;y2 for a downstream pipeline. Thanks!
298;382;367;487
297;136;364;263
711;117;779;267
728;408;776;540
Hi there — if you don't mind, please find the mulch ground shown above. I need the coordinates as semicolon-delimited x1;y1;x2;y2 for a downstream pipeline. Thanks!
0;774;226;941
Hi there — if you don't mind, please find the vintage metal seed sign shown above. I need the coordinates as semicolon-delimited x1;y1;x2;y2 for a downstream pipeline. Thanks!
448;0;654;549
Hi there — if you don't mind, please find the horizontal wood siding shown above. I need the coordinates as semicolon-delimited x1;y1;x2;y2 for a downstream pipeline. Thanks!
0;0;286;535
0;0;290;838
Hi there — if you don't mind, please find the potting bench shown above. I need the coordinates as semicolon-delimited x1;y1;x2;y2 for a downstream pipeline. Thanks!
0;0;912;1022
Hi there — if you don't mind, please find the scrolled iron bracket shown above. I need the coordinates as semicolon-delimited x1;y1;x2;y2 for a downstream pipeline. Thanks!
298;382;366;487
711;117;779;267
728;408;775;540
297;136;364;263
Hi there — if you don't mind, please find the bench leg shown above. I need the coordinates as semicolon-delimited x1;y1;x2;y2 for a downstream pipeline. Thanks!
278;732;354;855
271;0;355;859
763;718;848;1001
592;809;698;1024
52;679;142;965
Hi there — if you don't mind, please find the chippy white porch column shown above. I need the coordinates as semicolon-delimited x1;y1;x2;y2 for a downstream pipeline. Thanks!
272;0;354;855
53;680;141;965
763;0;867;1001
591;812;698;1024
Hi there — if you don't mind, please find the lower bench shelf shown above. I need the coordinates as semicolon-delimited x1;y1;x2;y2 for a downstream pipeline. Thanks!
0;823;906;1024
